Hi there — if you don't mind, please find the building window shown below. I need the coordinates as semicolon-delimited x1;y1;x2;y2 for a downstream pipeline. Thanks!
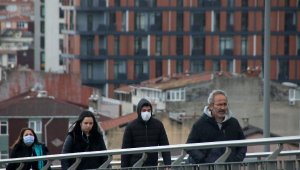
87;62;93;80
241;12;248;31
155;36;162;56
177;12;184;31
40;52;45;70
87;0;93;7
87;14;93;31
228;0;234;7
284;36;289;55
190;60;204;73
99;35;107;54
40;21;45;33
109;12;116;30
114;60;126;79
135;12;148;31
213;11;220;31
176;60;183;73
227;59;233;72
114;36;120;55
134;36;147;55
149;12;162;31
191;12;205;32
176;36;183;55
155;60;162;77
28;120;42;134
285;0;290;6
0;150;8;159
40;36;45;49
135;60;149;80
227;12;234;31
220;37;233;55
0;121;8;135
135;0;156;7
278;60;289;80
285;12;296;31
192;36;205;55
40;5;45;18
17;22;27;29
241;59;247;73
122;11;127;31
213;60;220;72
177;0;183;7
241;0;248;7
87;37;94;56
241;36;248;55
166;88;185;101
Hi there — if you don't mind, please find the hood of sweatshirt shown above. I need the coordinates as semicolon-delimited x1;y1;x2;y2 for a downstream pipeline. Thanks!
203;106;233;123
136;98;153;121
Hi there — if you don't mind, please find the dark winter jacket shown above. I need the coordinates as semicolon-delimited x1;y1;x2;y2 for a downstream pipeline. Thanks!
61;132;107;170
186;106;247;164
6;143;49;170
121;98;171;167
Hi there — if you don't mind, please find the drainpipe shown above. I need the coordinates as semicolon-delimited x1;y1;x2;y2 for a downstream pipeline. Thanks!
44;118;54;146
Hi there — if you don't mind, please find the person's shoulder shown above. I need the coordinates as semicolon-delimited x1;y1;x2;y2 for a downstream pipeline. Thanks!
125;119;139;128
150;117;164;126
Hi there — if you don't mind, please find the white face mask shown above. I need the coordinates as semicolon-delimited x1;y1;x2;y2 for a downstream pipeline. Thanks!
141;111;151;121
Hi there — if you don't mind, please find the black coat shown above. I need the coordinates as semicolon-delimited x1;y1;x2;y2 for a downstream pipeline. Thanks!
121;99;171;167
186;113;247;163
61;132;107;170
6;143;49;170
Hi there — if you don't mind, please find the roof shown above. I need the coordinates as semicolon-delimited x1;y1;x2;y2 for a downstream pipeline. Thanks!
0;91;85;118
114;85;134;94
136;72;213;90
100;112;137;131
0;15;32;22
243;124;279;137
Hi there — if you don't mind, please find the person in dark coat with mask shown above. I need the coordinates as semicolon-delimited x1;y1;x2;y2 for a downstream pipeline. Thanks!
61;110;108;170
186;90;247;164
6;127;50;170
121;98;171;168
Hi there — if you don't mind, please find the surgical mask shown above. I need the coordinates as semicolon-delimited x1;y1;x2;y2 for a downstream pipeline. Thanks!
23;135;34;146
141;111;151;121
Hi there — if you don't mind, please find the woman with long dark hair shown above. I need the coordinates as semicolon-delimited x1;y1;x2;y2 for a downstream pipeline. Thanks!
6;127;50;170
61;110;107;170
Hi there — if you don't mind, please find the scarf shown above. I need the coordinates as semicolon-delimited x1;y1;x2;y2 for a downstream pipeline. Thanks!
33;144;44;170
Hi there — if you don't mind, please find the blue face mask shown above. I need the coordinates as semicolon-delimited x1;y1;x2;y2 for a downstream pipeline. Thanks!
23;135;35;146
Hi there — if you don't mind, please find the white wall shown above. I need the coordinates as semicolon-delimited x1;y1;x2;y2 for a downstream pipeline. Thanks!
44;0;65;73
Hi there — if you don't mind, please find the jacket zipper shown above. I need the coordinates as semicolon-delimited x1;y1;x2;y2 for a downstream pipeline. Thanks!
145;124;148;146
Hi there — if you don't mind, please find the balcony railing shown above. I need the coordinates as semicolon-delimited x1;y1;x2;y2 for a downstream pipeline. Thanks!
1;136;300;169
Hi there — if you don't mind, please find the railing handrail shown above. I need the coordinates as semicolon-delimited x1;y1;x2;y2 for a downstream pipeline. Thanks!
1;135;300;166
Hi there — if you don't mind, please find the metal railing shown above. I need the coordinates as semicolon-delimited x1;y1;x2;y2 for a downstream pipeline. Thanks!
1;136;300;170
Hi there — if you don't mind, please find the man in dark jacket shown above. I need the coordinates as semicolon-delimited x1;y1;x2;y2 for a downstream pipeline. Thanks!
121;98;171;167
186;89;247;164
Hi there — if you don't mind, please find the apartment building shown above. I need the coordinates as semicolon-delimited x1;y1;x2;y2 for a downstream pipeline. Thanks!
61;0;300;97
34;0;66;72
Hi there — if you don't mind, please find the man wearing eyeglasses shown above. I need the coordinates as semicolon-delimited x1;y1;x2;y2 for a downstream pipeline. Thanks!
186;89;247;164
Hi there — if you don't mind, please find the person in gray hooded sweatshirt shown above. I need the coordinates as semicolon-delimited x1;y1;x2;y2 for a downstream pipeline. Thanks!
186;89;247;164
121;98;171;167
